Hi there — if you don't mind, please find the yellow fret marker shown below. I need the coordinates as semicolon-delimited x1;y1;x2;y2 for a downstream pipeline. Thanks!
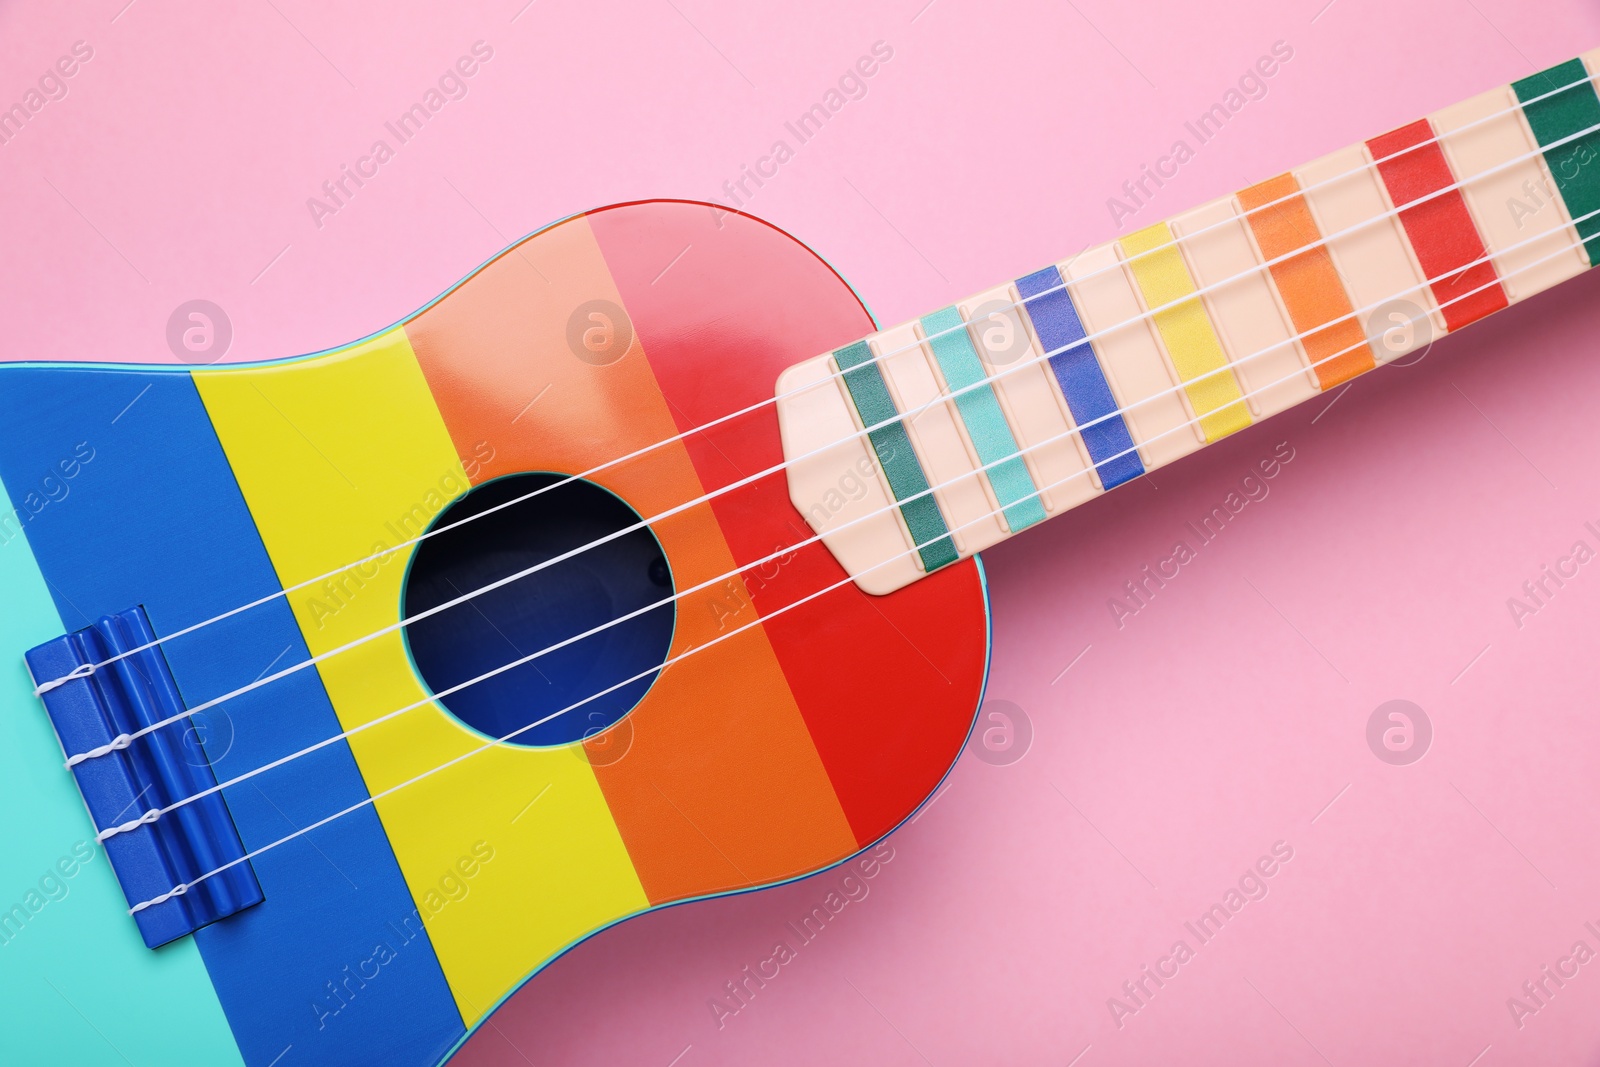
1120;222;1252;442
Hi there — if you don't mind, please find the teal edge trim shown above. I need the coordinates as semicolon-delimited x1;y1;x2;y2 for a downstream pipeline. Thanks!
437;557;993;1065
919;307;1048;533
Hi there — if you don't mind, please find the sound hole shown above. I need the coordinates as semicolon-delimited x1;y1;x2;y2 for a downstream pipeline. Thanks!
402;472;674;747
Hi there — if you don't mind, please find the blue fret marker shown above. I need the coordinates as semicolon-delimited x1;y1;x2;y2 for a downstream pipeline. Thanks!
1014;266;1143;490
919;307;1047;531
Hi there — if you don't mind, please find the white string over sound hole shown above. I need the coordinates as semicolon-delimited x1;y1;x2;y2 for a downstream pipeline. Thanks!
28;68;1600;701
401;472;674;748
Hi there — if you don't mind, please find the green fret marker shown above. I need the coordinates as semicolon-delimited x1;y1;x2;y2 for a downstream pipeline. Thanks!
1514;58;1600;267
832;340;960;572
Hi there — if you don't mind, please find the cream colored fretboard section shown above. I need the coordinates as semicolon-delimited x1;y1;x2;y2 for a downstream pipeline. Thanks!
777;49;1599;594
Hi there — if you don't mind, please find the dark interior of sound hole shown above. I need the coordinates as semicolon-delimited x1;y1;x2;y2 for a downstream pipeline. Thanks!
402;473;674;747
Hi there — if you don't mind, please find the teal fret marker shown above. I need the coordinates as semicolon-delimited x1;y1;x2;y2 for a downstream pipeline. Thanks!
919;307;1048;533
832;340;960;571
1514;58;1600;266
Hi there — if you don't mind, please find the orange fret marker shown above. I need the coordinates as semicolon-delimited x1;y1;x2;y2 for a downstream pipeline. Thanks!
1237;173;1377;390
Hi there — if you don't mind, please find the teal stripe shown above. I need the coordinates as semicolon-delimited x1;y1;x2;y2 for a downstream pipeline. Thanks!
833;341;960;571
1513;58;1600;266
920;307;1048;532
0;478;245;1067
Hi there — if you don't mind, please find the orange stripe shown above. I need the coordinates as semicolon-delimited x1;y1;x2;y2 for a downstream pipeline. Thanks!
1237;174;1377;389
403;214;856;904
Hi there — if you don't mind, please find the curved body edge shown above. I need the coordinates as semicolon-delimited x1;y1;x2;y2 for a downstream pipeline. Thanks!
0;200;992;1067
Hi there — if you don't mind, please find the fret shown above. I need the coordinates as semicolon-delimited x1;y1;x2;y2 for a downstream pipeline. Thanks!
1294;145;1441;363
1236;173;1377;388
1433;84;1590;304
1167;197;1320;418
958;283;1100;514
1119;221;1252;442
779;51;1600;596
1014;267;1141;491
1368;119;1510;331
918;308;1048;533
832;340;959;571
871;321;1009;554
1513;55;1600;266
1060;244;1202;470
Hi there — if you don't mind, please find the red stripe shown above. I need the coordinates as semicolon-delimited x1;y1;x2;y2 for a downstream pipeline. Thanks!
1368;119;1508;331
588;201;989;847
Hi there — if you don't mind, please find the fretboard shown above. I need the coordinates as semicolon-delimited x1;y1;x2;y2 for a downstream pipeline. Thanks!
777;48;1600;595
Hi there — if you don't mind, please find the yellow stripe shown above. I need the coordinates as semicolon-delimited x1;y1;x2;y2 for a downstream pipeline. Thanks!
1120;222;1252;442
194;330;648;1022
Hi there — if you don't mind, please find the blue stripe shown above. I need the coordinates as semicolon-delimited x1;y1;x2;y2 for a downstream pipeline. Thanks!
1014;267;1143;490
0;368;465;1067
919;307;1047;531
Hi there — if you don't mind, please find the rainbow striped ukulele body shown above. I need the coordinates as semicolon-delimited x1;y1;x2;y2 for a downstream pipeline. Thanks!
0;203;986;1065
1;51;1597;1067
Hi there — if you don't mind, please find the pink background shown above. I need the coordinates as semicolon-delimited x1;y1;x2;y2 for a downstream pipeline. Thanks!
7;0;1600;1063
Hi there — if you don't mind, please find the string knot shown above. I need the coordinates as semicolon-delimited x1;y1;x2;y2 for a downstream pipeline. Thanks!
97;807;162;843
130;881;186;915
65;733;133;769
35;662;95;698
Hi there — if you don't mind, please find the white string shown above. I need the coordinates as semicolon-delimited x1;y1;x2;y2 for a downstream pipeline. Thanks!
128;235;1584;915
38;68;1600;696
35;661;94;695
97;809;160;844
111;214;1595;883
53;109;1600;768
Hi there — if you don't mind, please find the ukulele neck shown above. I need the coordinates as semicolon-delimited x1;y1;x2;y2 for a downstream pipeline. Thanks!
777;49;1600;596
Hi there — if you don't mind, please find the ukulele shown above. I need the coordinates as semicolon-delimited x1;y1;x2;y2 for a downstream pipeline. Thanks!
2;49;1597;1067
